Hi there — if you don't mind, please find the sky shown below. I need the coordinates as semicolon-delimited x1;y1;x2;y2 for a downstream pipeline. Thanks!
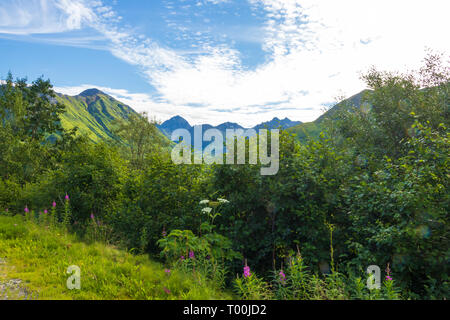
0;0;448;127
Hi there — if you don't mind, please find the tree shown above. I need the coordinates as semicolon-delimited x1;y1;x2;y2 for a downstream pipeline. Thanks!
114;112;169;170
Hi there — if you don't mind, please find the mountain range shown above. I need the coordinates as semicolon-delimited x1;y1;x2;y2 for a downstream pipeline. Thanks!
47;88;366;144
157;115;302;139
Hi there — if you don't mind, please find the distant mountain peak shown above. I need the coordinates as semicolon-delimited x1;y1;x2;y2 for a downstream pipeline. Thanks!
166;115;191;126
79;88;105;97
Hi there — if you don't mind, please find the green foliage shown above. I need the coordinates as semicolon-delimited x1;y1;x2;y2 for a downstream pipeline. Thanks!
0;52;448;300
113;112;170;170
234;272;273;300
157;198;242;289
0;215;232;300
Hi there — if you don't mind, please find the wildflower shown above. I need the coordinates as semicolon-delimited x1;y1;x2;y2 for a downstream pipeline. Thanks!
52;201;56;208
44;209;48;214
217;198;229;204
180;256;185;261
65;194;70;201
385;263;392;281
199;200;209;205
189;250;195;259
279;270;286;284
164;269;171;274
202;207;212;214
163;287;171;294
243;266;251;278
24;206;29;213
90;213;95;220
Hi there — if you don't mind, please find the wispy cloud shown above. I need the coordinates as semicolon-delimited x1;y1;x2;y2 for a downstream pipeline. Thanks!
1;0;449;126
0;0;96;34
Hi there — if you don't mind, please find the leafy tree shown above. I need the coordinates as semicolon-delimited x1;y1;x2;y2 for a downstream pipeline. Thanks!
114;112;169;170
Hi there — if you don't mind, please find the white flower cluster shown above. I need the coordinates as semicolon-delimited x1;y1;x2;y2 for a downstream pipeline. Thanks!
202;207;212;214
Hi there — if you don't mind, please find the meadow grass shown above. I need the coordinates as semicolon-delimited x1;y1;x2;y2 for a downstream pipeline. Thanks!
0;215;233;300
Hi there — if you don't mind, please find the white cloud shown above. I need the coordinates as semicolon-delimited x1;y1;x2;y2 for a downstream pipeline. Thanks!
2;0;449;126
0;0;96;34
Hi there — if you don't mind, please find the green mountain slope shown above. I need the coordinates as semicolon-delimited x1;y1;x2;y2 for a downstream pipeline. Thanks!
288;90;370;141
56;89;138;142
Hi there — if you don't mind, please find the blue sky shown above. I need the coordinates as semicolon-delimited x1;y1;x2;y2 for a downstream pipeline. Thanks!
0;0;448;126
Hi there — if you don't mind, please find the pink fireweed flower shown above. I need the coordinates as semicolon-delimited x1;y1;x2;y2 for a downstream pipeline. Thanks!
180;256;185;260
44;209;48;214
279;270;286;283
90;213;95;220
24;206;29;213
164;269;171;274
65;194;70;201
385;275;393;281
52;201;56;208
243;266;251;278
189;250;195;259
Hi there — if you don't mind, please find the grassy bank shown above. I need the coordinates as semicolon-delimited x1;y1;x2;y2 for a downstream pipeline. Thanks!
0;215;233;300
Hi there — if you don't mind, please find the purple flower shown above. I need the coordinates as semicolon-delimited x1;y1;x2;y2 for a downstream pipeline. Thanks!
243;266;251;278
180;256;185;261
52;201;56;208
189;250;195;259
24;206;29;213
90;213;95;220
163;287;171;294
65;194;70;201
279;270;286;283
164;269;171;274
44;209;48;214
385;275;393;281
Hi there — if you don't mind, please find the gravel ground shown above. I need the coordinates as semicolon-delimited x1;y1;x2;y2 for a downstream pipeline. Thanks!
0;258;38;300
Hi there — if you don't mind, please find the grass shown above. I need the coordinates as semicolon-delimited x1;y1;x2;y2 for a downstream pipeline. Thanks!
0;215;233;300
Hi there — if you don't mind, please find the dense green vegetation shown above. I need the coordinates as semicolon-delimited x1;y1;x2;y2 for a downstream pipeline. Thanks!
0;215;231;300
0;53;448;300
